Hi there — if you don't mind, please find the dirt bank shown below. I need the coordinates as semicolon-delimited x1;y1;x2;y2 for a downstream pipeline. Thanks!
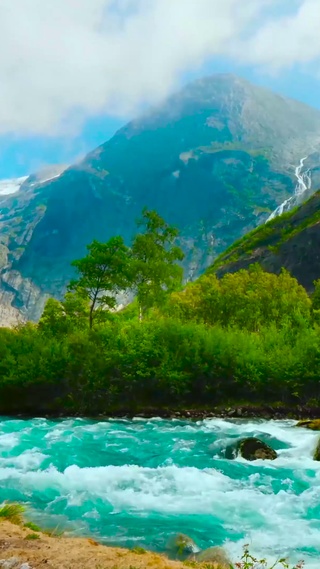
0;522;230;569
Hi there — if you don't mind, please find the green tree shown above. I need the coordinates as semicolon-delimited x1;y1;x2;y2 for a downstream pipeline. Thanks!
39;292;89;335
69;237;130;328
130;209;184;320
38;298;68;335
169;265;311;331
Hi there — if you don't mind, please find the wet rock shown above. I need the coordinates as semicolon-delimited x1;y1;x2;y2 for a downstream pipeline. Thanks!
239;438;277;461
193;546;232;567
224;443;238;460
314;438;320;461
297;419;320;431
227;409;237;417
166;533;200;560
0;558;21;569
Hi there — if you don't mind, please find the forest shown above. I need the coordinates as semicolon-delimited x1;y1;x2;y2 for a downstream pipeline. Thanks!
0;209;319;415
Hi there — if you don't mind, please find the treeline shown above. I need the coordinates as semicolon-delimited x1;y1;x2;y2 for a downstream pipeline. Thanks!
1;209;320;415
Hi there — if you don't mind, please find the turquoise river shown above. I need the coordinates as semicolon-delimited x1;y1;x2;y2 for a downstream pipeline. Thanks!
0;417;319;567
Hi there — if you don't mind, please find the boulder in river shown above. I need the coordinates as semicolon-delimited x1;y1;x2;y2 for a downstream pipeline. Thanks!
192;546;232;567
297;419;320;431
166;533;200;560
314;438;320;461
239;437;277;461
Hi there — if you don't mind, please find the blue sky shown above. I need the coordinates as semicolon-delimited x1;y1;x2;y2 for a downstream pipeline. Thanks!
1;0;320;179
1;62;319;180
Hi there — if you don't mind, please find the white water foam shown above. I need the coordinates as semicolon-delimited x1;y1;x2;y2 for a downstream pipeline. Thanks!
0;418;319;567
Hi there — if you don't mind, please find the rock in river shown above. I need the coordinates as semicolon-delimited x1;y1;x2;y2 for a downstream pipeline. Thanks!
314;438;320;461
297;419;320;431
239;437;277;461
166;533;200;560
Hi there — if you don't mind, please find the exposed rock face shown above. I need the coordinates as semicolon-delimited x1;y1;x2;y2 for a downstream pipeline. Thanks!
239;438;277;461
212;190;320;292
2;74;320;322
0;303;24;328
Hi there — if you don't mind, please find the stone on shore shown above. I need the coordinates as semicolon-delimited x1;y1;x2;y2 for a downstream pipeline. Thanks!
192;546;232;567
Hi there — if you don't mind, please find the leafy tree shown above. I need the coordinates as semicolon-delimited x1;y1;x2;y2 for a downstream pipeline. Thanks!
38;298;67;335
69;237;130;328
169;265;311;331
39;292;89;335
130;209;184;319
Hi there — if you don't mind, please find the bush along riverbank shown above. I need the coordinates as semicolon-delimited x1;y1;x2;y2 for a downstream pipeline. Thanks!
1;208;320;416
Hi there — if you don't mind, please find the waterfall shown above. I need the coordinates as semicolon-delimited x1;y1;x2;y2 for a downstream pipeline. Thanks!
266;157;312;222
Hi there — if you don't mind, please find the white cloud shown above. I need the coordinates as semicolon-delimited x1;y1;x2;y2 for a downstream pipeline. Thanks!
240;0;320;69
0;0;319;136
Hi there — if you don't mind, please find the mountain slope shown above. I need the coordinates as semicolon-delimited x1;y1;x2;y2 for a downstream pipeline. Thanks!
210;190;320;292
2;74;320;320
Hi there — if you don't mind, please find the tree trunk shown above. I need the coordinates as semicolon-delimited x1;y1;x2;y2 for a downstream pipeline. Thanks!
139;304;143;322
89;302;95;329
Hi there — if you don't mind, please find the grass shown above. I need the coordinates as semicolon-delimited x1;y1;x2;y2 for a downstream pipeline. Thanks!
24;521;42;532
25;533;40;540
0;503;25;525
209;191;320;273
132;547;147;555
0;503;305;569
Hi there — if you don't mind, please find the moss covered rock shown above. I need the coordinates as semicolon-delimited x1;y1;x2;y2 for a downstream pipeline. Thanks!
314;439;320;461
297;419;320;431
166;533;200;560
239;438;277;461
193;546;232;567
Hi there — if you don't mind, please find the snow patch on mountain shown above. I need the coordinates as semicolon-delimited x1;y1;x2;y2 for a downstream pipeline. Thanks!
0;176;28;196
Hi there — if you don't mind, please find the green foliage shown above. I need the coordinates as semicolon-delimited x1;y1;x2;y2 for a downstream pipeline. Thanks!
69;237;130;328
24;521;42;532
169;265;311;331
311;279;320;310
0;209;320;416
0;503;25;525
1;311;320;414
130;209;184;318
210;191;320;273
232;545;304;569
25;532;40;540
132;547;147;555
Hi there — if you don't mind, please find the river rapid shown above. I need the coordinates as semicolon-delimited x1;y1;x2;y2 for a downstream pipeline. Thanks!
0;417;319;567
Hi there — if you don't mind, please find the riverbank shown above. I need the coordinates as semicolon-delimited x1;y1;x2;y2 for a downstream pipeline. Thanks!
0;521;194;569
4;404;320;421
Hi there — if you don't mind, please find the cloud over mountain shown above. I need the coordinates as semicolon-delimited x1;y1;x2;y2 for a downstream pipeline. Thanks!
0;0;319;135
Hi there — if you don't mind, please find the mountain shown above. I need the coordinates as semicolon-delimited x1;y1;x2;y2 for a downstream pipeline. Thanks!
211;190;320;292
2;73;320;322
0;176;29;197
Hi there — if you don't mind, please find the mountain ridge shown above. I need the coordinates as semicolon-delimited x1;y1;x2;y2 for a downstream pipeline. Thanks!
1;73;320;322
211;190;320;292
